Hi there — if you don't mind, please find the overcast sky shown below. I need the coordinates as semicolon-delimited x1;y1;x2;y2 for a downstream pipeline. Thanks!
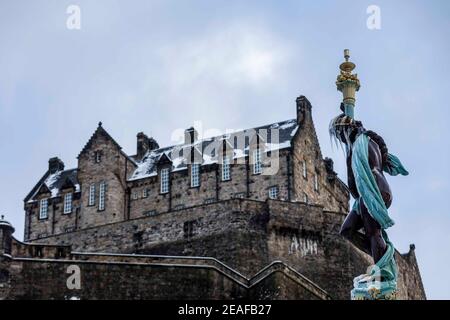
0;0;449;299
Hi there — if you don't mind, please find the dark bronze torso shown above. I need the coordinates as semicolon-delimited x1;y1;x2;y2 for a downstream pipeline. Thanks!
346;137;392;208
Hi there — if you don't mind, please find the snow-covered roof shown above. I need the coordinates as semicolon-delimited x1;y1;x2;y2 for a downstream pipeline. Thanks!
27;169;80;203
129;119;299;181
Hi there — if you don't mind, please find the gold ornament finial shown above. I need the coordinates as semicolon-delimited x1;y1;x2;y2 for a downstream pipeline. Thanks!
344;49;350;61
336;49;360;117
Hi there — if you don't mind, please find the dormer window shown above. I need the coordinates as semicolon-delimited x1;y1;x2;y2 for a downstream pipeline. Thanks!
94;151;102;163
160;168;170;194
39;199;48;219
63;193;73;214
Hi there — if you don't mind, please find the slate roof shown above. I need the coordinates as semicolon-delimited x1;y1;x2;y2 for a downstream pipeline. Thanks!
26;169;80;203
129;118;299;181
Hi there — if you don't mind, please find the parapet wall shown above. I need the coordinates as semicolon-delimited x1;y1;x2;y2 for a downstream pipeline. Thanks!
0;251;330;300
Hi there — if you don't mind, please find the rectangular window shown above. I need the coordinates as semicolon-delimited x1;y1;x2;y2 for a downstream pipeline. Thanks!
268;186;279;199
39;198;48;219
222;157;231;181
142;188;148;198
95;151;102;163
160;168;170;194
302;160;307;179
132;192;138;200
253;149;262;174
88;184;96;206
191;164;200;187
63;193;73;214
303;193;308;204
99;182;106;211
314;174;319;192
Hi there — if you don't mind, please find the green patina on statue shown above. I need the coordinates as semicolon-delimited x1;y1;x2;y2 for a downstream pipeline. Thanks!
330;50;408;300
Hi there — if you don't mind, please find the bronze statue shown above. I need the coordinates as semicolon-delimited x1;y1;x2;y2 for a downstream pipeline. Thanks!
334;114;391;263
330;50;408;299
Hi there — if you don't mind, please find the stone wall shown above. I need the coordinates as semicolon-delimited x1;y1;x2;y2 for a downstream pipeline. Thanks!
77;127;131;229
24;191;81;241
0;253;329;300
32;199;269;275
128;150;293;219
292;96;349;213
1;222;330;300
2;258;247;300
265;200;371;299
395;246;427;300
28;198;426;300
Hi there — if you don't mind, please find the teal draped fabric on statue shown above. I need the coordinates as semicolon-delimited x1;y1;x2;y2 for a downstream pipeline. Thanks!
350;132;408;300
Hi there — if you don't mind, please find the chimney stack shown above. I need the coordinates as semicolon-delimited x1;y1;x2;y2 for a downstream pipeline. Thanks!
296;95;312;124
324;157;337;182
184;127;198;145
48;157;64;174
137;132;159;160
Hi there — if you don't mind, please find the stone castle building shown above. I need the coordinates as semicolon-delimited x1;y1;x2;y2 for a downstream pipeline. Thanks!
0;96;426;299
